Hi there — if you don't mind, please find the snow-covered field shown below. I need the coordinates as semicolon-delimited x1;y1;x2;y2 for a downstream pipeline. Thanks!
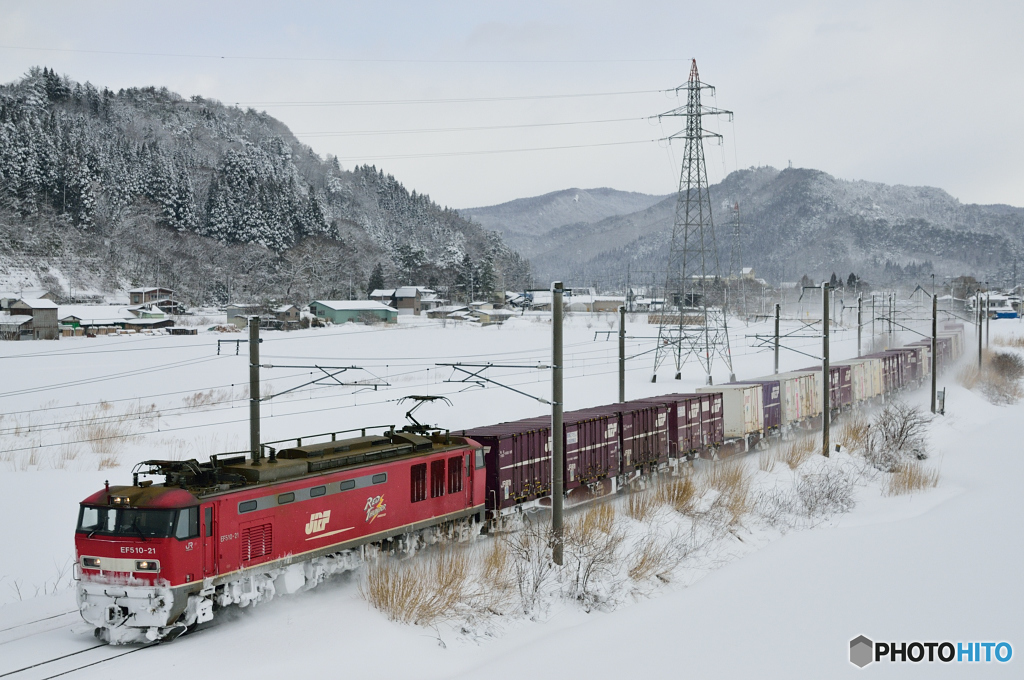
0;311;1020;678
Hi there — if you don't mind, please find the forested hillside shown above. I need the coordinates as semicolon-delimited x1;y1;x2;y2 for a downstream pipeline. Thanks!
491;167;1024;288
0;67;530;304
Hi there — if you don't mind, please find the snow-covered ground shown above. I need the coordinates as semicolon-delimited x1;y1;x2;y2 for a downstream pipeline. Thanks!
0;310;1020;678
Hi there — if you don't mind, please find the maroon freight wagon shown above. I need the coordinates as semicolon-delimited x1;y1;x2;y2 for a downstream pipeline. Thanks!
556;408;621;491
615;400;670;472
460;418;551;514
797;365;852;411
637;392;724;459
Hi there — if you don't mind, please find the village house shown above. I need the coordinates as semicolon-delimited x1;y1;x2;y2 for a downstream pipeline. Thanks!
369;286;435;315
8;299;59;340
309;300;398;324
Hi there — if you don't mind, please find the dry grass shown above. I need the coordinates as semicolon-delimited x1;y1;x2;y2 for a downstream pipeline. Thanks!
563;505;626;605
994;335;1024;349
705;460;754;526
625;489;656;521
885;462;940;496
655;473;702;514
182;388;234;409
628;536;673;582
958;350;1024;403
835;414;870;452
361;548;470;625
758;447;779;472
781;436;817;470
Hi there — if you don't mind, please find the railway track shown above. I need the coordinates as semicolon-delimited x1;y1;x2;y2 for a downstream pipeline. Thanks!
0;642;150;680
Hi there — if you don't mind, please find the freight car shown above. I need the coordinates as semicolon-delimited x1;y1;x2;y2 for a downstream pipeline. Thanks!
75;325;966;643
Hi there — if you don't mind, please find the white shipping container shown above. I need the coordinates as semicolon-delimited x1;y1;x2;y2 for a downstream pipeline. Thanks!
773;370;821;424
697;384;763;437
838;358;884;401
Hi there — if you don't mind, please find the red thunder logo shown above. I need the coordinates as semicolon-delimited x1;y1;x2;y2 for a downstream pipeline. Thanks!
364;495;386;523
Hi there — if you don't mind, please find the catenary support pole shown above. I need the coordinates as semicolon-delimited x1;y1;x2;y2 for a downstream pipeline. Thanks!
618;306;626;403
249;316;261;466
931;293;938;414
551;282;564;566
822;284;830;457
773;303;780;374
977;290;983;369
857;295;863;357
986;293;990;349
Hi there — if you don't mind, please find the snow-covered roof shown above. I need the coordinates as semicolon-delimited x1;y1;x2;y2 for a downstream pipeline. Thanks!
12;299;58;309
0;314;33;326
273;305;299;313
128;287;174;294
369;289;396;297
432;305;469;314
394;286;421;298
312;300;396;312
0;288;51;300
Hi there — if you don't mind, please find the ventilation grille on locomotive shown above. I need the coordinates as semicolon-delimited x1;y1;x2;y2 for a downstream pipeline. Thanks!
242;523;273;561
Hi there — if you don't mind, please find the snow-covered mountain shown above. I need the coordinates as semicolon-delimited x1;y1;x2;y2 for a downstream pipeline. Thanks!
464;167;1024;288
0;67;530;304
460;188;669;257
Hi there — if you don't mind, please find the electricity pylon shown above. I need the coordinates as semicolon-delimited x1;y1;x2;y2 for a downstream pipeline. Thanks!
652;59;735;384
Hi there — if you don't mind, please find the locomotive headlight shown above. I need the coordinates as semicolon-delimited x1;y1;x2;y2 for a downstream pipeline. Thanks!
82;557;101;569
134;560;159;571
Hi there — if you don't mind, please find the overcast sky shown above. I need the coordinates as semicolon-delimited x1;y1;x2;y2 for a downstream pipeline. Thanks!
1;0;1021;210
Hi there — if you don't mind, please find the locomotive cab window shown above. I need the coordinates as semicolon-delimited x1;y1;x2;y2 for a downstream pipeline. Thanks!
475;448;485;470
175;507;199;540
77;506;177;539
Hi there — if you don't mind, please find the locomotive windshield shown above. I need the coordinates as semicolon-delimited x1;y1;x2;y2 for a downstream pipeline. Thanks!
77;505;177;539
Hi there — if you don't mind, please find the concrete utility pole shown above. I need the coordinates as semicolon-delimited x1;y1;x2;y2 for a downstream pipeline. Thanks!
551;282;564;566
249;317;261;466
857;296;863;358
618;306;626;403
822;283;830;458
977;290;983;369
985;293;990;349
931;293;938;414
773;303;780;374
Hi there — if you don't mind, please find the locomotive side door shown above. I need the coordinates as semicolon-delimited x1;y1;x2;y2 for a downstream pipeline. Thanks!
201;503;217;577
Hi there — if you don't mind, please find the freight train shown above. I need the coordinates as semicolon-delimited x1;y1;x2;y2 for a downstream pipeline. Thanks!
74;323;964;643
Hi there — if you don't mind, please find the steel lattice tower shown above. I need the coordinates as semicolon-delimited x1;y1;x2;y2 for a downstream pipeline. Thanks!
729;202;748;320
652;59;735;384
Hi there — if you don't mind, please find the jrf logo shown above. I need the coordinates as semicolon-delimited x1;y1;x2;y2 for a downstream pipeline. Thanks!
304;510;331;535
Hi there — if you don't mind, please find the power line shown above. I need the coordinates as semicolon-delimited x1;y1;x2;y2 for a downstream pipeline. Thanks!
0;44;687;65
332;138;658;162
236;89;667;107
293;117;649;138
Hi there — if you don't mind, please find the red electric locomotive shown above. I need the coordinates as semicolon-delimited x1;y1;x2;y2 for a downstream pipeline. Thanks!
75;427;485;643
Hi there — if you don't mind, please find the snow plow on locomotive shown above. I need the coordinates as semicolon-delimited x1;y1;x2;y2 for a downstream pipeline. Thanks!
75;427;485;644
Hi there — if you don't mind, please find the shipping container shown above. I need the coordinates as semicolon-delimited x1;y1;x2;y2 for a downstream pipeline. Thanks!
834;357;884;402
769;370;821;425
800;365;854;411
732;380;781;432
558;408;620;491
636;393;714;459
696;384;763;439
460;418;551;513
